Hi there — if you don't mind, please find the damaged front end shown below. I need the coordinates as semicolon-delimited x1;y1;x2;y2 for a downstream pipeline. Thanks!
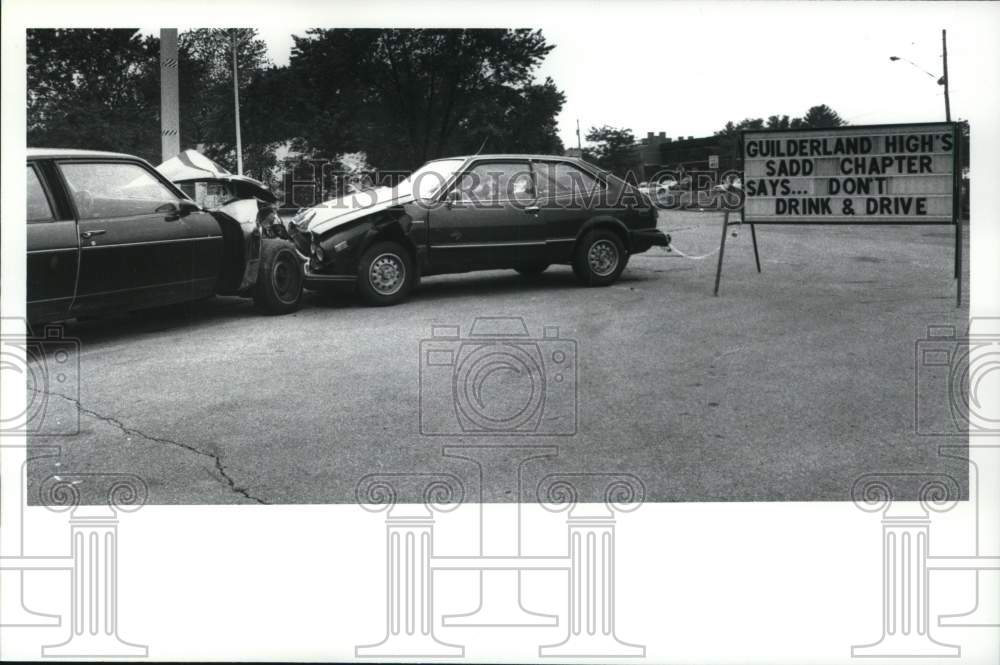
210;198;291;294
158;150;297;295
285;187;418;287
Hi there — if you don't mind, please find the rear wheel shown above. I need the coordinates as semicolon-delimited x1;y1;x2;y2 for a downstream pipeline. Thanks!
357;240;414;306
572;229;627;286
254;240;304;314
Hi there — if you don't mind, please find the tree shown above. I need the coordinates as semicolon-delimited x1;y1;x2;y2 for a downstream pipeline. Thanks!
715;118;765;137
583;125;636;178
27;28;279;175
27;29;161;163
177;29;277;177
796;104;844;128
715;104;846;136
766;114;791;130
27;28;566;183
284;29;564;170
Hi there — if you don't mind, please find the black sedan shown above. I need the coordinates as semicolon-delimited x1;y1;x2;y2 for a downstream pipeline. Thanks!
286;154;670;305
27;148;303;324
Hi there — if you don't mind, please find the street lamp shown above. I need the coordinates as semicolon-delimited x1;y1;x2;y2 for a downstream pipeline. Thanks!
888;56;943;84
888;29;951;122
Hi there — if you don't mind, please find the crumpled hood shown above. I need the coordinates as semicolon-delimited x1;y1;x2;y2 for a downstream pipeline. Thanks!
293;186;415;236
157;149;277;203
213;198;260;226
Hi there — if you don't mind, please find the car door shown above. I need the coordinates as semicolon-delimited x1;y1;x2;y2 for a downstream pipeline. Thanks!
531;160;606;263
26;161;79;323
56;159;224;313
426;159;544;269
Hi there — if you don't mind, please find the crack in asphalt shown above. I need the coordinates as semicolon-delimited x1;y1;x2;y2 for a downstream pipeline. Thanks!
28;388;269;504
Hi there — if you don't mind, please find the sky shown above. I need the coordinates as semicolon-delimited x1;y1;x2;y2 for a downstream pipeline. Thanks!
148;2;996;150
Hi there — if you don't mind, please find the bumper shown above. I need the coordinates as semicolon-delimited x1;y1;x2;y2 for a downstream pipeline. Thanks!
629;229;671;254
303;263;357;289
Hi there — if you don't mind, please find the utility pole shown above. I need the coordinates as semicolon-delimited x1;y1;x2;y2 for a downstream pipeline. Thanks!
159;28;180;162
941;29;951;122
576;118;582;151
232;30;243;175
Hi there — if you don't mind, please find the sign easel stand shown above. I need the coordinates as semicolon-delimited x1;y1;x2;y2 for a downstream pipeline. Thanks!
953;171;962;308
713;207;761;296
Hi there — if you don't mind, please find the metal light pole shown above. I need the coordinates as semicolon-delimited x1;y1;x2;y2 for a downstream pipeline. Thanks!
231;30;243;175
941;29;951;122
888;29;951;122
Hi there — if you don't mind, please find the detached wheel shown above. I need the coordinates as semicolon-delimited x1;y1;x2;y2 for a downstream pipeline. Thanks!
572;229;627;286
254;240;304;314
357;240;414;306
515;263;550;277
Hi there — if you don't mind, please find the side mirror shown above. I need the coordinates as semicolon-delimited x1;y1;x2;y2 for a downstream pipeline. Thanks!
445;189;461;209
159;199;201;221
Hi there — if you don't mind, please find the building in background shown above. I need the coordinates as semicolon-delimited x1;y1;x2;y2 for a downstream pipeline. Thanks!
633;131;740;181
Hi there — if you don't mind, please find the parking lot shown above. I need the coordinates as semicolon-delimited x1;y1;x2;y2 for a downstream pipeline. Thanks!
27;210;969;504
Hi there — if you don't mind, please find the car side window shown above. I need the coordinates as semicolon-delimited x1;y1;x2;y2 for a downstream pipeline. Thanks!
535;162;601;199
58;161;180;220
452;161;534;205
27;165;55;222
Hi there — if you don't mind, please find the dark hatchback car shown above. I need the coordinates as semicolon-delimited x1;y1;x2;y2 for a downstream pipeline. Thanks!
286;154;670;305
26;148;303;324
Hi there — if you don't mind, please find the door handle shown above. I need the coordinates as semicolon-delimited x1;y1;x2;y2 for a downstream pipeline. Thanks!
80;230;106;239
524;206;540;214
449;231;462;240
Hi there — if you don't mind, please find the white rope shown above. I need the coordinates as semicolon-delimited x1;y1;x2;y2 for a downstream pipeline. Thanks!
664;242;722;261
659;218;741;261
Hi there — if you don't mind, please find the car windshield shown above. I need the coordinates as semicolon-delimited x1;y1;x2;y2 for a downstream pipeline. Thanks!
395;158;465;200
178;180;236;209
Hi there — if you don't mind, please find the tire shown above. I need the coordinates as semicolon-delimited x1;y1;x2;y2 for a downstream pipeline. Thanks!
253;240;304;314
356;240;414;306
572;229;627;286
515;263;550;277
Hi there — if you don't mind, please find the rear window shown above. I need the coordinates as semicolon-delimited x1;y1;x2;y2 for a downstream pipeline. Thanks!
535;162;601;198
27;165;55;222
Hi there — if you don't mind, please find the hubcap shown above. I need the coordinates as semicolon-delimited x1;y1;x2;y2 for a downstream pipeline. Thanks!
369;253;406;295
587;239;619;276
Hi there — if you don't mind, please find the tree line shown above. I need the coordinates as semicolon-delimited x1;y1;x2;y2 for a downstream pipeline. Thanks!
27;28;566;182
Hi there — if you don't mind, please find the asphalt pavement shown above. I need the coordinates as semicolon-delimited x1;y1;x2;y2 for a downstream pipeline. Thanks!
26;211;970;504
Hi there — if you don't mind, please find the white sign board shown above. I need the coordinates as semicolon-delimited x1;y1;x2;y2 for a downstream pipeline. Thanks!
708;154;719;169
742;123;957;223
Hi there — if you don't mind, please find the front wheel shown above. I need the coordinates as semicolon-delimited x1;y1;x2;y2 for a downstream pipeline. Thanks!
253;240;304;314
356;240;415;306
572;229;627;286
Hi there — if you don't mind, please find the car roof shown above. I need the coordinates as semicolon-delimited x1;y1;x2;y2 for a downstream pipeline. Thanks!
435;153;587;163
27;148;142;160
